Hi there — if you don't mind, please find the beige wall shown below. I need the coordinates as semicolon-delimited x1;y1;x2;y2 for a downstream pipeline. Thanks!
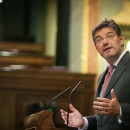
45;0;57;57
68;0;99;74
41;0;130;75
68;0;84;73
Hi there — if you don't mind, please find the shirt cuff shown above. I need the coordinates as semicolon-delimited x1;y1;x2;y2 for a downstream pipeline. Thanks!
78;117;88;130
117;106;122;123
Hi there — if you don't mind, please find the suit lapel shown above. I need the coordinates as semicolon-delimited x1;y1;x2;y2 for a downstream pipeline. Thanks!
104;51;130;98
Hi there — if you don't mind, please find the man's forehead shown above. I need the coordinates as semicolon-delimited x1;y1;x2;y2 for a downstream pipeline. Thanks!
95;27;115;37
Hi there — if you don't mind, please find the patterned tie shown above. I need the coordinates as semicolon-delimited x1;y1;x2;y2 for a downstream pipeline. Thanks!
102;65;115;97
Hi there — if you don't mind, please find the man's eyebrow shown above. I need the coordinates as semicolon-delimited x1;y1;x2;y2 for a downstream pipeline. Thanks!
95;32;114;39
106;32;114;35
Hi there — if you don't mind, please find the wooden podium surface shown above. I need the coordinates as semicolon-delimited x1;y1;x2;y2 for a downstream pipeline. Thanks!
24;110;65;130
0;69;96;130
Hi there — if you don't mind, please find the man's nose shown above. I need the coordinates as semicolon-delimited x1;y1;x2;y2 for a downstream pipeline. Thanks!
102;38;109;45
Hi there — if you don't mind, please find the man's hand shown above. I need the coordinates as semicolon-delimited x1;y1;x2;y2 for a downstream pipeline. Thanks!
60;103;85;128
93;89;120;116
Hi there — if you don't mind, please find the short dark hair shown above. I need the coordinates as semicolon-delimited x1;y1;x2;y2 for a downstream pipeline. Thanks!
92;19;121;44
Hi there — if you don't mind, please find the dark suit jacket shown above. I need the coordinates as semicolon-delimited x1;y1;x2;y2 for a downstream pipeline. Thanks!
86;51;130;130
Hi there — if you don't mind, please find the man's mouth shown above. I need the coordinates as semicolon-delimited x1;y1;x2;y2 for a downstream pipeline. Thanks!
103;47;112;52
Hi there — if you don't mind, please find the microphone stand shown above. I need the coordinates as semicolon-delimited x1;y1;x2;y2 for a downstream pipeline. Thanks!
66;81;82;130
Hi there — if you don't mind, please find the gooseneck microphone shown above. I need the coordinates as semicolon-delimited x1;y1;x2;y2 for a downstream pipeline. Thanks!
66;81;82;130
47;86;71;108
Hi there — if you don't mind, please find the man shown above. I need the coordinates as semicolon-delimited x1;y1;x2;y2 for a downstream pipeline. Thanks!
60;19;130;130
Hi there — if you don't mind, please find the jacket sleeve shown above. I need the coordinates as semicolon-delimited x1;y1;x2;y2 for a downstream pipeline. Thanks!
85;115;97;130
121;103;130;126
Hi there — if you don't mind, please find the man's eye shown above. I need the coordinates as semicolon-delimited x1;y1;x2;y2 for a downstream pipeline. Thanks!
97;39;102;42
107;35;113;38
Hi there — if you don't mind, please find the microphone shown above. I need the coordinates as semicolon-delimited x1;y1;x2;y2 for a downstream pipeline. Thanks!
66;81;82;130
47;86;71;109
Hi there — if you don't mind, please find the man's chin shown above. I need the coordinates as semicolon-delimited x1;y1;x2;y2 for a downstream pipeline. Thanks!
102;54;115;60
103;51;115;57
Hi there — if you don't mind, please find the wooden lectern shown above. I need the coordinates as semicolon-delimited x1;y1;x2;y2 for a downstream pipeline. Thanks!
24;110;65;130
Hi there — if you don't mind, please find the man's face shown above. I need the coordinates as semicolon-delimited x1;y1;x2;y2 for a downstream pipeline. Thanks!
94;27;124;64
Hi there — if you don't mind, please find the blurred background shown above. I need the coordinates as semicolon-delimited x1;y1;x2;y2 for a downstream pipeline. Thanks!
0;0;130;130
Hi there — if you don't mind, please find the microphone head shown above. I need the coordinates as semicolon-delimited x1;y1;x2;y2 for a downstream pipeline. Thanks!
47;86;71;109
71;81;81;93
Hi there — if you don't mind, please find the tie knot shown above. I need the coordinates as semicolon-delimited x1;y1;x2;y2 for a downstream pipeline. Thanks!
108;65;115;73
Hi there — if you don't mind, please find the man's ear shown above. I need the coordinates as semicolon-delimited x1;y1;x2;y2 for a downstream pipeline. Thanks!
120;34;125;46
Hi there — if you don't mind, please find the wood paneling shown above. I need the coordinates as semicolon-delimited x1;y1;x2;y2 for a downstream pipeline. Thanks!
0;70;96;130
0;42;54;69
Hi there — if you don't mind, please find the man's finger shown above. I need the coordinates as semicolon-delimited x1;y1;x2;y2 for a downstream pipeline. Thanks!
111;89;116;99
93;101;107;107
96;97;109;102
69;103;77;112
